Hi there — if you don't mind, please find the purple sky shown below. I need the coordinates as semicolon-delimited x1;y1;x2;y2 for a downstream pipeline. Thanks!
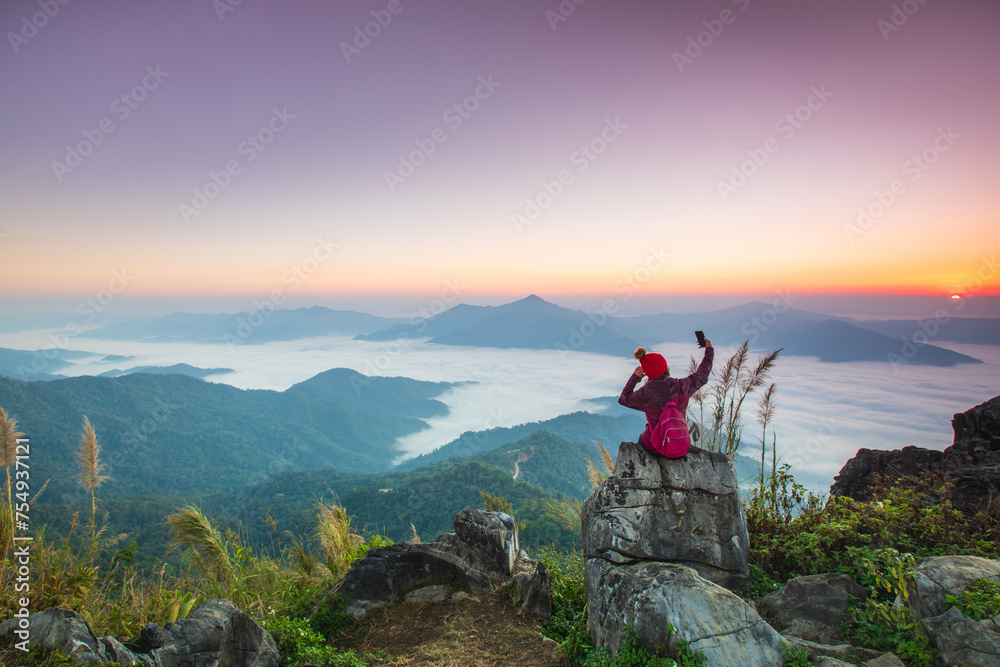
1;0;999;316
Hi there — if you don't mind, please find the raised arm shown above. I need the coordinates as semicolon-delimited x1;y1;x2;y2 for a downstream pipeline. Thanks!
678;342;714;397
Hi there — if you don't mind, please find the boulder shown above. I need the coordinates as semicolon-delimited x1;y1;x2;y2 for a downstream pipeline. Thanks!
582;442;750;590
943;396;1000;514
759;573;866;643
0;608;109;664
829;446;943;501
864;653;907;667
830;395;1000;514
907;555;1000;622
920;606;1000;666
902;555;1000;665
0;600;277;666
145;599;280;667
586;559;785;667
337;542;492;617
509;555;552;619
338;508;550;619
435;508;519;577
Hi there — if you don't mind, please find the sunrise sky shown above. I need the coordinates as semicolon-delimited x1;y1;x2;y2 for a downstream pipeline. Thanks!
2;0;999;315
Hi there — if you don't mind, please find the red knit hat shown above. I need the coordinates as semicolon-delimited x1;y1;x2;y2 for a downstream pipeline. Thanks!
634;346;668;379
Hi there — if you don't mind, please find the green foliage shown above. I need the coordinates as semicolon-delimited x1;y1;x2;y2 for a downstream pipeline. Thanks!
737;564;782;602
231;459;582;558
0;642;81;667
260;615;366;667
847;548;937;667
744;466;1000;667
535;548;587;643
780;641;811;666
946;578;1000;621
747;470;999;584
284;589;354;640
569;623;705;667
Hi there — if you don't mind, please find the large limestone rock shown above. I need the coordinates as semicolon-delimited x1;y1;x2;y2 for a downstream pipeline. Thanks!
133;599;279;667
759;573;866;643
586;560;785;666
831;395;1000;514
907;555;1000;622
0;600;278;666
338;508;550;619
902;555;1000;665
582;442;769;663
920;607;1000;666
582;442;750;590
828;446;943;501
0;608;110;664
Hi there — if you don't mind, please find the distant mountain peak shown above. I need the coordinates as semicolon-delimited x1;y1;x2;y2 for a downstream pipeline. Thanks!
503;294;563;311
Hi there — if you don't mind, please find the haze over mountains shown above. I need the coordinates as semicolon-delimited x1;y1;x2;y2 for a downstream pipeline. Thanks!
64;295;988;367
80;306;404;344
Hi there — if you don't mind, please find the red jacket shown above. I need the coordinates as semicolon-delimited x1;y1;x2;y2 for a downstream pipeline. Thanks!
618;347;714;447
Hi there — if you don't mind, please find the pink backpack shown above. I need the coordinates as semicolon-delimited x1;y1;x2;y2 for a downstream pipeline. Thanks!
648;398;691;458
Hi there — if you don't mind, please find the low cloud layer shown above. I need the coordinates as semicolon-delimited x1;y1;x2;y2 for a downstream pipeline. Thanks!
0;328;995;492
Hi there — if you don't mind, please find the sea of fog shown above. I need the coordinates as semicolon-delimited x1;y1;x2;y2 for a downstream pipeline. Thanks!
1;328;997;492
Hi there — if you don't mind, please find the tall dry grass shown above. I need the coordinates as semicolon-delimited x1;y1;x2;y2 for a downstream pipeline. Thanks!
0;407;23;562
700;342;781;460
76;416;111;550
315;501;365;576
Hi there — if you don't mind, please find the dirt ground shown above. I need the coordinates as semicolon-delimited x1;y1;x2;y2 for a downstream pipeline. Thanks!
337;589;565;667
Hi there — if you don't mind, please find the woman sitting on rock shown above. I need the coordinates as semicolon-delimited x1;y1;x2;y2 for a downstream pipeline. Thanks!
618;340;714;458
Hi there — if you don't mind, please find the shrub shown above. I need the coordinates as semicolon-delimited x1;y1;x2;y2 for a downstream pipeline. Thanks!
846;548;937;667
946;578;1000;621
747;470;999;585
260;615;366;667
569;623;705;667
534;548;587;643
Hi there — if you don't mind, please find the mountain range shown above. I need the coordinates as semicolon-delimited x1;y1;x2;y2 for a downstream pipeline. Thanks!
69;295;988;367
79;306;403;344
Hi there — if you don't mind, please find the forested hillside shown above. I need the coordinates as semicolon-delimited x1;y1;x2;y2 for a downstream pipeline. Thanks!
399;410;646;469
220;457;582;555
0;369;452;499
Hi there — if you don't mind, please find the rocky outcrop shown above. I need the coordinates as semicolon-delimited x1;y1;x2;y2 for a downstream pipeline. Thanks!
759;573;866;644
583;442;770;664
907;555;1000;622
902;555;1000;665
338;508;550;619
582;442;750;590
830;396;1000;514
131;599;279;666
920;607;1000;666
587;560;785;666
0;600;279;666
828;446;943;501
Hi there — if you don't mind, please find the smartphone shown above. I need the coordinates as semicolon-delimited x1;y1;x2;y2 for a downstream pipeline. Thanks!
695;331;706;348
